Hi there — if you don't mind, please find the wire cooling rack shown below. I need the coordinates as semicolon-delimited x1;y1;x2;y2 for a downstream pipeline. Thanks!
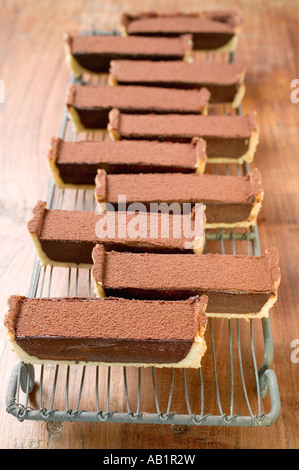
5;36;280;428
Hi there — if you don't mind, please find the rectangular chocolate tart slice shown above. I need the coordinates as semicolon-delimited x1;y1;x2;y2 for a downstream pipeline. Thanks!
92;246;280;319
64;33;193;77
94;168;263;228
27;201;206;267
108;110;259;163
4;296;208;368
48;137;207;189
67;84;210;131
120;11;242;52
109;61;246;108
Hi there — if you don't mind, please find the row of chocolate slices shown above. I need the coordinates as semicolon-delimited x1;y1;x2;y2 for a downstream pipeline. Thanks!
5;10;281;370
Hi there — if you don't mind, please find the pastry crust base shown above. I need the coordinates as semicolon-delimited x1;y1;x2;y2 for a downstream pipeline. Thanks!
193;235;205;255
107;117;259;166
206;127;259;164
108;126;121;141
67;105;107;133
108;79;245;111
29;232;93;269
48;156;95;190
95;199;263;229
200;32;240;53
64;41;107;78
205;201;263;229
48;142;207;189
50;167;205;190
68;100;209;133
120;28;241;53
93;283;278;320
65;40;192;78
232;82;246;109
6;328;207;369
92;246;280;321
29;227;205;269
206;292;278;319
195;160;206;175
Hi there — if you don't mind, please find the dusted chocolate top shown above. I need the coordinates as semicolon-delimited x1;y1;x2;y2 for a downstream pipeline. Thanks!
65;33;192;56
28;201;204;251
110;61;245;86
5;296;207;341
92;247;280;295
109;110;257;139
66;84;210;112
95;169;262;205
49;136;205;169
121;11;242;34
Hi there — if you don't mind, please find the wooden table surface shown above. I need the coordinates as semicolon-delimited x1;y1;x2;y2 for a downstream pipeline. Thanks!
0;0;298;449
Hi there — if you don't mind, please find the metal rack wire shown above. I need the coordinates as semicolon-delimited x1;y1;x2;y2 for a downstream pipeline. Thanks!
6;38;281;428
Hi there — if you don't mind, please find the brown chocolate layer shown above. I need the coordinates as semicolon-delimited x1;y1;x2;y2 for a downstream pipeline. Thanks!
109;61;245;104
95;169;263;226
92;246;280;315
28;201;206;265
48;137;207;187
67;85;210;130
120;11;242;50
64;33;193;74
108;110;258;160
4;296;208;365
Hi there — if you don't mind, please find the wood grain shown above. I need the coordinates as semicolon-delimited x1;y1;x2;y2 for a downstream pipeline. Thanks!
0;0;298;449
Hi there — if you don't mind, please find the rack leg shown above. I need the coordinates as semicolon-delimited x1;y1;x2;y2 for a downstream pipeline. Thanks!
47;421;63;434
20;363;35;394
171;424;190;434
258;317;274;398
